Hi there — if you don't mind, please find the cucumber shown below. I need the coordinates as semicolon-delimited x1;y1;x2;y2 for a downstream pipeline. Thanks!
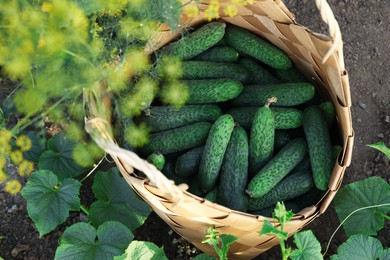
225;25;292;70
247;138;308;198
230;83;315;107
146;152;165;171
218;126;249;212
274;130;292;151
303;106;333;190
159;22;226;60
250;201;301;217
175;145;204;177
137;105;222;132
249;98;276;174
198;114;235;192
205;187;218;202
188;176;205;197
247;166;314;211
182;79;243;104
319;101;336;127
193;46;239;62
161;159;190;185
238;58;280;84
181;61;250;82
141;122;212;155
272;67;307;83
228;107;303;130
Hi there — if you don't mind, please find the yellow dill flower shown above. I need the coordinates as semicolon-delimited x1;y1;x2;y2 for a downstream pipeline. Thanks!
0;170;7;183
18;160;35;177
41;2;53;12
184;4;199;18
4;179;22;195
16;135;32;152
0;156;6;169
205;5;220;21
38;38;45;48
10;150;24;165
161;81;189;108
0;129;12;142
0;143;12;156
224;4;238;17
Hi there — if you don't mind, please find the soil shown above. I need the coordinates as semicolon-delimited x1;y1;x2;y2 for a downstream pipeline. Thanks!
1;0;389;259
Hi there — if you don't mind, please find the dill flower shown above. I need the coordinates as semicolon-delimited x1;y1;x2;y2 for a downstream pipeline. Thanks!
16;135;32;152
4;179;22;195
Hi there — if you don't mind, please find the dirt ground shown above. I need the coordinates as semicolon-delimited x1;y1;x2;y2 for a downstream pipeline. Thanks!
1;0;389;259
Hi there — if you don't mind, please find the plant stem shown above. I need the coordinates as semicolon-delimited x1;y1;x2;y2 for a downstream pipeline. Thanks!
374;209;390;220
323;202;390;256
80;155;106;183
80;205;90;216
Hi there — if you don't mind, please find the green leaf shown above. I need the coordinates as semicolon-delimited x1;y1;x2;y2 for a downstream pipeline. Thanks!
38;134;86;180
367;142;390;160
23;131;46;163
259;220;288;241
219;234;238;259
55;221;133;260
20;170;81;236
193;254;216;260
381;248;390;260
274;201;295;224
330;235;383;260
333;176;390;237
113;241;167;260
89;167;151;231
290;230;323;260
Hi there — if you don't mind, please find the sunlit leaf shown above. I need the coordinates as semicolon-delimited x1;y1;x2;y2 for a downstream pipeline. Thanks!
114;241;168;260
21;170;81;236
290;230;323;260
330;235;384;260
367;142;390;160
259;220;288;241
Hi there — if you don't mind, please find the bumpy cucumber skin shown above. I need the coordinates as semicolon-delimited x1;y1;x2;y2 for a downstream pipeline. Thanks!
205;187;218;202
225;25;292;70
218;126;249;212
141;122;211;155
274;130;291;151
175;145;204;177
146;152;165;171
183;79;243;104
248;165;314;211
247;138;308;198
193;46;239;62
160;22;226;60
228;107;303;130
138;105;222;132
272;67;307;83
319;101;336;127
238;58;280;84
303;106;333;191
181;61;250;82
231;83;315;107
198;114;235;192
249;105;275;175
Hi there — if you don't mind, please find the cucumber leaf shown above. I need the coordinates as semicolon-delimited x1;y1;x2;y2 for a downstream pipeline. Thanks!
290;230;323;260
38;134;86;180
113;241;167;260
193;254;216;260
330;235;384;260
89;167;151;231
367;142;390;160
260;220;288;241
333;176;390;237
381;248;390;260
21;170;81;236
55;221;133;260
23;131;46;163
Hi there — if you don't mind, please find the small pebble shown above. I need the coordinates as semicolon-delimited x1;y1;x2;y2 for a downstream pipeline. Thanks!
7;204;18;213
385;115;390;123
377;133;384;139
357;118;362;123
358;101;367;110
372;92;377;98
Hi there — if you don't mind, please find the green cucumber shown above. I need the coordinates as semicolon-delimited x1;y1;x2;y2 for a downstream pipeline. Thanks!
218;126;249;212
228;107;303;130
319;101;336;127
193;46;239;62
247;138;308;198
161;159;190;185
188;176;205;197
238;58;280;84
230;83;315;107
272;67;307;83
138;105;222;132
181;61;250;82
198;114;235;192
249;98;276;174
205;187;218;202
274;130;292;151
175;145;204;177
225;25;292;70
141;122;211;155
146;152;165;171
250;201;301;217
247;164;314;211
303;106;333;190
182;79;243;104
159;22;226;60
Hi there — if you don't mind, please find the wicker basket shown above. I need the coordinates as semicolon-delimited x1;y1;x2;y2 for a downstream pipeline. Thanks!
84;0;354;258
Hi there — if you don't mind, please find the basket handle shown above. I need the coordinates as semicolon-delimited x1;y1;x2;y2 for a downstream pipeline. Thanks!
314;0;343;64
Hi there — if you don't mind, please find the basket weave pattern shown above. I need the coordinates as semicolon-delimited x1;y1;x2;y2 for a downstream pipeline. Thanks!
84;0;354;258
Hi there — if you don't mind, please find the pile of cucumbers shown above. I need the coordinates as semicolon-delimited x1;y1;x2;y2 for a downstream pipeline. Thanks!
136;22;339;216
